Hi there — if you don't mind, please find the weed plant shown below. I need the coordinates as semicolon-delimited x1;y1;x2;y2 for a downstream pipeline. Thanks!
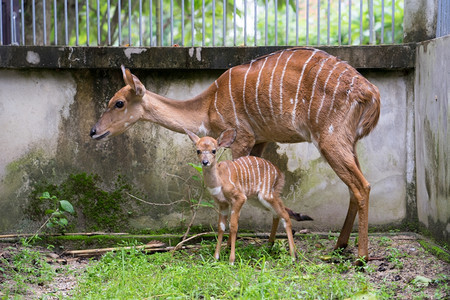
0;239;56;296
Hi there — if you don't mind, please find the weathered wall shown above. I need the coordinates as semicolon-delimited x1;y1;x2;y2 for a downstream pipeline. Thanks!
415;35;450;244
0;64;413;234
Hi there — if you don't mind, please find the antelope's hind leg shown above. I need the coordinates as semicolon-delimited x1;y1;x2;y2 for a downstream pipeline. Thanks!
271;201;297;260
268;216;280;247
320;141;371;263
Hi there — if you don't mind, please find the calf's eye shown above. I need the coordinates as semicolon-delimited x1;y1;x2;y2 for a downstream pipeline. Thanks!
197;150;201;154
212;150;216;154
115;101;124;108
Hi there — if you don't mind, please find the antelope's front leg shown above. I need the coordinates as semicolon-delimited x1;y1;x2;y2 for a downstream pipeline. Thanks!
214;203;229;260
228;196;245;265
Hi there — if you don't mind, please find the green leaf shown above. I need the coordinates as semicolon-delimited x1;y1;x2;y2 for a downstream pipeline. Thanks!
199;200;215;208
191;175;201;181
188;163;203;174
52;211;63;218
41;192;51;199
44;209;55;215
59;218;68;226
59;200;74;214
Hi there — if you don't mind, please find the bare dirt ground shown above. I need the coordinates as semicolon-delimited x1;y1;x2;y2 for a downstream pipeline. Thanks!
0;233;449;299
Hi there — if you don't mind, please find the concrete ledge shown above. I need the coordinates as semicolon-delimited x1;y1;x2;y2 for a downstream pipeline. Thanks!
0;44;416;70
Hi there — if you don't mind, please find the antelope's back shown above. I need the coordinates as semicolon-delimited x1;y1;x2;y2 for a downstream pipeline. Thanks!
211;47;380;143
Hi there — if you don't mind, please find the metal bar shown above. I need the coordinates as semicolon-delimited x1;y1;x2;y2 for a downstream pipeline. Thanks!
10;0;13;44
265;0;268;45
348;0;352;45
118;0;122;46
296;0;299;45
32;0;36;44
327;0;330;45
274;0;277;45
107;0;111;45
255;0;257;46
338;0;341;45
12;0;17;44
213;0;216;46
202;0;205;46
191;0;194;46
391;0;395;43
86;0;90;45
65;0;69;45
306;0;309;45
359;0;363;44
381;0;384;44
128;0;131;45
0;0;3;45
317;0;320;45
76;0;79;45
234;0;237;46
369;0;374;44
43;0;47;45
170;0;173;46
223;0;226;46
286;0;289;45
160;0;163;46
21;0;25;45
150;0;153;46
54;0;57;45
97;0;100;45
181;0;184;45
140;0;143;46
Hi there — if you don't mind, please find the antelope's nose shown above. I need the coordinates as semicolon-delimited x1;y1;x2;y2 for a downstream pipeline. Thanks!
90;127;96;137
202;160;209;166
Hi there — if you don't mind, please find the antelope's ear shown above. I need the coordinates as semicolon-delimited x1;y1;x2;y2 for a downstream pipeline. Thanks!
217;129;236;148
184;129;200;144
121;65;146;97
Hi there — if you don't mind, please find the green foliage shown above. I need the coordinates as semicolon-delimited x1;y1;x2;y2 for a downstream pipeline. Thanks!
40;192;74;233
73;240;372;299
59;0;403;46
26;173;135;232
0;243;55;295
188;162;215;208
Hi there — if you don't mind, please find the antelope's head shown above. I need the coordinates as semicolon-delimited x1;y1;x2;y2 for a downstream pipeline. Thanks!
185;129;236;168
90;66;146;140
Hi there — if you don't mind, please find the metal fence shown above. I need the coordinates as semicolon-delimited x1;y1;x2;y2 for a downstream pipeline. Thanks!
0;0;402;47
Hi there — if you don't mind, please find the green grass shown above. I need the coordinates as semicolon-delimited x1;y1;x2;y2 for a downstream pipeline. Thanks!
73;240;373;299
0;243;56;296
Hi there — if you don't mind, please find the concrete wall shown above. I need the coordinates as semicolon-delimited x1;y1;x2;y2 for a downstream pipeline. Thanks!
415;35;450;244
0;64;413;234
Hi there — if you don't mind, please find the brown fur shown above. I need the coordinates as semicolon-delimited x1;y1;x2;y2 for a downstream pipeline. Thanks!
90;47;381;264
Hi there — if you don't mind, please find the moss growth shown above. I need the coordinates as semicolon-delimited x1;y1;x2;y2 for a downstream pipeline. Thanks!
418;239;450;263
25;173;141;233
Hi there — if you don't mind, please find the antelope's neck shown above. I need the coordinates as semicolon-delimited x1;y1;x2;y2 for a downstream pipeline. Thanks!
141;89;214;135
202;164;222;191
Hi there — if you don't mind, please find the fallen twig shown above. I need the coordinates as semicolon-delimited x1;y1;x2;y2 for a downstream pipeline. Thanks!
64;241;166;257
172;231;215;254
126;192;189;206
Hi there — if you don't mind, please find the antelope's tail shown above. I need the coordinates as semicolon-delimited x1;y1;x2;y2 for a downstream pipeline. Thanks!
285;208;313;222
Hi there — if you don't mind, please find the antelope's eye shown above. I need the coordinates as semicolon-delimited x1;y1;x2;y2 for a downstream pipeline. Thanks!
197;150;201;155
212;149;216;154
115;101;124;108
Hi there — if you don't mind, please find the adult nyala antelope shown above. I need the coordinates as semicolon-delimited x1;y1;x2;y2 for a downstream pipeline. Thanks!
90;47;380;264
185;128;312;263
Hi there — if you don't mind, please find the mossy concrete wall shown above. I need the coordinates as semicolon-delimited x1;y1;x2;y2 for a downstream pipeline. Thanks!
414;35;450;245
0;55;415;235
